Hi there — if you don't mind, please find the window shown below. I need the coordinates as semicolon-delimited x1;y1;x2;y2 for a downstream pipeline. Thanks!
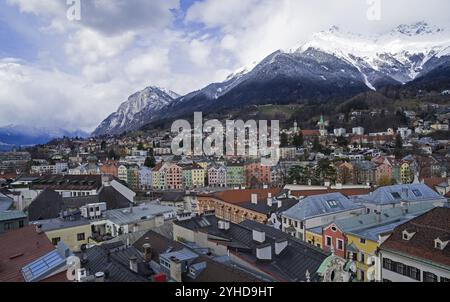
383;258;393;271
4;222;13;230
436;242;442;250
337;239;344;251
441;277;450;282
391;192;401;199
51;237;61;246
423;272;438;283
360;238;366;244
412;189;422;197
360;253;365;264
19;220;24;228
327;200;339;208
77;233;85;241
326;236;332;247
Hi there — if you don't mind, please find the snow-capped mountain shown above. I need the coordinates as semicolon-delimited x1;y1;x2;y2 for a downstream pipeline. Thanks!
92;86;180;136
160;22;450;119
0;125;88;150
94;22;450;136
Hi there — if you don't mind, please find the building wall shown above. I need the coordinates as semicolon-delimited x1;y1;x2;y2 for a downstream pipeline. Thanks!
323;224;346;259
0;217;28;233
380;249;450;282
45;224;92;252
197;196;267;224
305;230;323;249
346;234;379;282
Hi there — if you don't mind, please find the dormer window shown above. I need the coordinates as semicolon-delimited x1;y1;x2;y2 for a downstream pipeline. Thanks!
402;230;416;241
391;192;402;199
434;238;449;250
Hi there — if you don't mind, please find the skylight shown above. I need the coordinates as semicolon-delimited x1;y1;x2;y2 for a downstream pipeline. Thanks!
326;200;339;208
412;189;422;197
21;250;66;282
391;192;402;199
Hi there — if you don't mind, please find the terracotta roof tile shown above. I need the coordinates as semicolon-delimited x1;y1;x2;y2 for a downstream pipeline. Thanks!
202;188;283;205
381;207;450;267
0;226;58;282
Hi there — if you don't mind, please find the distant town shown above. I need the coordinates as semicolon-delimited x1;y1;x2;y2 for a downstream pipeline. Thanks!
1;106;450;283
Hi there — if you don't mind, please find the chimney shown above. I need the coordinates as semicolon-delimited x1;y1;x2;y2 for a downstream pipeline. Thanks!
267;193;273;207
277;199;283;209
143;244;152;262
169;257;183;282
253;228;265;243
35;224;43;234
251;194;258;205
129;256;138;273
275;239;288;256
256;244;272;261
95;272;105;282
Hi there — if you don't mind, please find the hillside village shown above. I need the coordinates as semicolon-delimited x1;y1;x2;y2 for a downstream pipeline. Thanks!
1;107;450;283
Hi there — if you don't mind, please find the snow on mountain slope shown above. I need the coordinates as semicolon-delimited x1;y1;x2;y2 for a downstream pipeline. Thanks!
92;86;180;136
292;22;450;85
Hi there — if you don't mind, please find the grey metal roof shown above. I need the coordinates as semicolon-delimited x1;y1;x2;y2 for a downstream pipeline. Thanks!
35;217;91;232
0;195;13;212
175;215;329;282
160;248;198;262
0;210;27;222
105;203;174;225
335;203;435;241
355;184;447;206
282;193;364;221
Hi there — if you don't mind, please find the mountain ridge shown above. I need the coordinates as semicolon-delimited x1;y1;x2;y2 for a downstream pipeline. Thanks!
93;22;450;137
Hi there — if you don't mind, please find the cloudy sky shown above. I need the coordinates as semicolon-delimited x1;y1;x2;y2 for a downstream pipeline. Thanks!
1;0;449;133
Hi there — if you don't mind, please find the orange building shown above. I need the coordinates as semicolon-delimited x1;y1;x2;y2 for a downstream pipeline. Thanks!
197;188;282;224
244;163;271;188
100;160;118;177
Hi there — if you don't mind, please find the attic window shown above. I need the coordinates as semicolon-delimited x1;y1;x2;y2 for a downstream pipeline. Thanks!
327;200;339;208
402;230;416;241
412;189;422;197
391;192;401;199
435;238;449;250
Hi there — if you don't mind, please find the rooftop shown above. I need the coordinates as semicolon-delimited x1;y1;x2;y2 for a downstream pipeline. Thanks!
0;210;27;222
355;184;447;206
174;216;329;282
0;226;67;282
105;203;175;225
282;193;365;221
381;207;450;268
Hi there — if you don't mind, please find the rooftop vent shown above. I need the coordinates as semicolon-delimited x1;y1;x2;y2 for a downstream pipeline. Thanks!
251;194;258;205
256;244;272;261
252;228;265;243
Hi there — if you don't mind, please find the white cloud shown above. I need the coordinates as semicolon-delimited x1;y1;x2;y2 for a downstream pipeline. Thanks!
3;0;450;133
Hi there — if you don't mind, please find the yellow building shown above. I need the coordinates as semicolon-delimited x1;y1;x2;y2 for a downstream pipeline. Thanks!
305;228;323;249
400;162;412;184
41;219;92;252
346;233;380;282
191;164;205;188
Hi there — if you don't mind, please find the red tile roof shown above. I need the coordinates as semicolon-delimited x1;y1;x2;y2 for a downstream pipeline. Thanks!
301;130;321;137
201;188;283;205
381;207;450;267
291;188;371;198
0;226;61;282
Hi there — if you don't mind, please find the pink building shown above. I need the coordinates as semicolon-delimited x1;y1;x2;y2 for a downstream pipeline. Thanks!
244;163;271;188
166;164;183;190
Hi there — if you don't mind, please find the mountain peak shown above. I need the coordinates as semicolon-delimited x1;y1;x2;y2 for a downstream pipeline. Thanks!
92;85;179;136
393;21;444;36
